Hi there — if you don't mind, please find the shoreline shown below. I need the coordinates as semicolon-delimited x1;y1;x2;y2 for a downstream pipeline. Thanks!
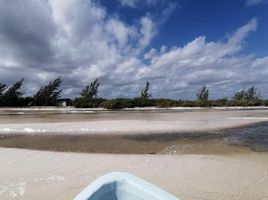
1;106;268;112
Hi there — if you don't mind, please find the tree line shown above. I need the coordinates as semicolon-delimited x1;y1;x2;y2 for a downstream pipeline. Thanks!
0;77;267;108
0;78;62;107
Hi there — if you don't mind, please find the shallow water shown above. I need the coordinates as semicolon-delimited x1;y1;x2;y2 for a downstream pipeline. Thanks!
0;122;268;155
1;108;268;124
125;122;268;153
0;109;194;124
225;122;268;151
0;109;268;154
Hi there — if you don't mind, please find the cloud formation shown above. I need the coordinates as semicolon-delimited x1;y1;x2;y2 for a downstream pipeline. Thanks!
0;1;268;99
118;0;157;8
246;0;266;6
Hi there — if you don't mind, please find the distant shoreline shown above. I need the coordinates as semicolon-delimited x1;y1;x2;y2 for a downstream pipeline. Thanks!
1;106;268;111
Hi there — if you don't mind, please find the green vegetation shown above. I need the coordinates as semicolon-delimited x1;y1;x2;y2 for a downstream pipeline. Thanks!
0;79;24;107
101;98;135;110
73;98;105;108
0;83;7;106
73;79;102;108
0;78;267;109
80;79;99;99
196;85;209;101
0;83;7;95
196;85;209;106
233;86;259;101
33;77;62;106
140;81;151;100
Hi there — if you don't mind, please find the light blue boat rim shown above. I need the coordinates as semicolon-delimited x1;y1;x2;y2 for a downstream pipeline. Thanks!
74;171;180;200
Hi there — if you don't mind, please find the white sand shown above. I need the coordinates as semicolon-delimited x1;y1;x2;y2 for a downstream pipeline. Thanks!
1;109;268;134
0;148;267;200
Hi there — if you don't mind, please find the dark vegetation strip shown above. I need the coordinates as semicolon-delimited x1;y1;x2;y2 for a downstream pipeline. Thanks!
0;77;267;108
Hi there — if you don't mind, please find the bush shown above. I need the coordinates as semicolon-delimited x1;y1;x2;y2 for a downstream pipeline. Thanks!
20;97;34;107
181;100;197;107
155;99;178;108
227;99;264;106
73;98;105;108
246;99;264;106
210;98;228;107
263;99;268;106
71;97;268;109
101;99;135;110
130;97;145;107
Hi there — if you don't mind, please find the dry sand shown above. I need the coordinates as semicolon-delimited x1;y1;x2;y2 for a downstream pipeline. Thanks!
0;147;268;200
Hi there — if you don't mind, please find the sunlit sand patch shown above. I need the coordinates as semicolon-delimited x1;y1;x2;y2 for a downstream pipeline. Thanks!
0;182;26;199
0;148;268;200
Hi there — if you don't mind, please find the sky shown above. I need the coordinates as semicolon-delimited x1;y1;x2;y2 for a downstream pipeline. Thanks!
0;0;268;99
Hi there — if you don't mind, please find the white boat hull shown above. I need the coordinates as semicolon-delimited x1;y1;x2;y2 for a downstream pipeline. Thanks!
74;172;180;200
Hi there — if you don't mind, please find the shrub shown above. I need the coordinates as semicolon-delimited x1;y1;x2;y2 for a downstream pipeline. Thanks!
155;99;175;108
181;100;197;107
73;98;105;108
210;98;228;107
131;97;154;107
263;99;268;106
101;99;135;110
131;97;145;107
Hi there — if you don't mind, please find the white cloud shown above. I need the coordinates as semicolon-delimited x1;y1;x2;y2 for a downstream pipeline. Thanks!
246;0;266;6
144;48;157;59
119;0;139;8
119;0;157;8
136;18;267;98
227;18;257;46
138;16;156;49
0;1;268;99
105;18;135;49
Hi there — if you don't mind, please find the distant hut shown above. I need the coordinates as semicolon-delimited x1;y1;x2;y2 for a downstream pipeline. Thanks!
57;98;72;107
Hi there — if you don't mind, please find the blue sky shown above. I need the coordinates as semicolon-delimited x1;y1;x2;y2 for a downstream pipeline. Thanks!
0;0;268;99
101;0;268;56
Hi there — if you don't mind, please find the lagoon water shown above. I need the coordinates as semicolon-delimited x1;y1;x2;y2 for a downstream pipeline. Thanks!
1;107;268;124
0;108;268;154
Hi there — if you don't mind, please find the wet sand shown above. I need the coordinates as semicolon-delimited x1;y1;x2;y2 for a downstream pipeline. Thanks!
1;122;268;154
0;133;248;154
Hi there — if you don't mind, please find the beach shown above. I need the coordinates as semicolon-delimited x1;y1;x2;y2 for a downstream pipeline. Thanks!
2;1;268;199
0;108;268;200
0;148;268;200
